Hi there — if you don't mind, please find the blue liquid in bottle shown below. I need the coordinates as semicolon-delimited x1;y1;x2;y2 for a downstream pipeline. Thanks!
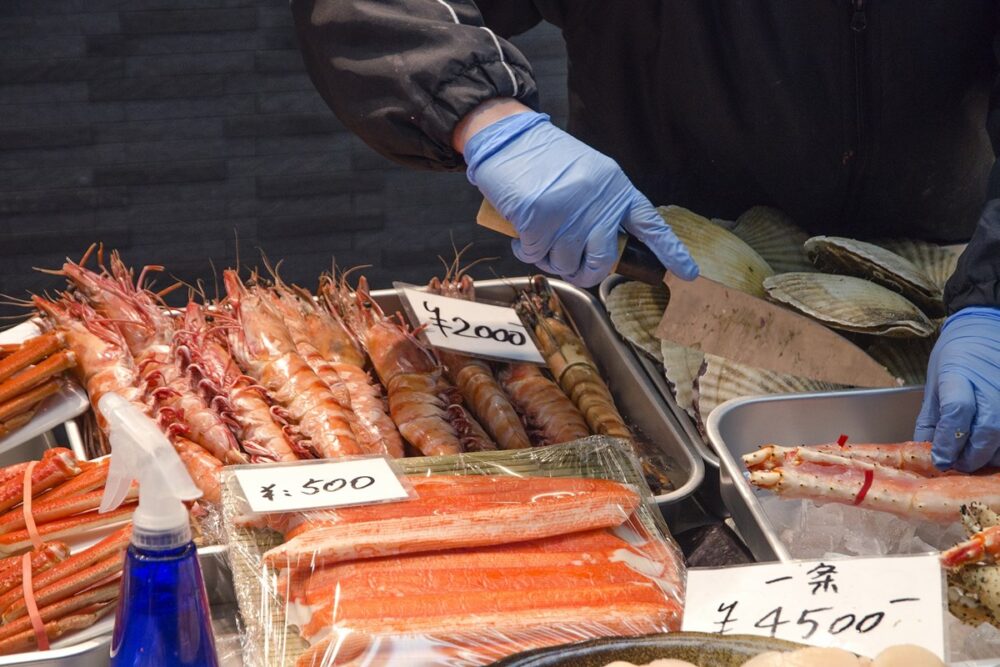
110;542;219;667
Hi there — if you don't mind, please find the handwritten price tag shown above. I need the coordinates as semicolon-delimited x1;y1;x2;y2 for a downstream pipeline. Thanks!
682;554;944;659
233;457;414;513
400;288;544;364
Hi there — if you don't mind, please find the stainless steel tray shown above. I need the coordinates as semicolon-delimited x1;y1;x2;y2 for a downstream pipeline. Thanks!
706;386;924;561
372;278;704;505
598;275;719;468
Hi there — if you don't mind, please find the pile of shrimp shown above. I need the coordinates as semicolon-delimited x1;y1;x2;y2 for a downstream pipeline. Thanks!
20;247;629;506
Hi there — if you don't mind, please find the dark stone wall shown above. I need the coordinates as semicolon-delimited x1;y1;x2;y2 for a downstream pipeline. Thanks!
0;1;568;313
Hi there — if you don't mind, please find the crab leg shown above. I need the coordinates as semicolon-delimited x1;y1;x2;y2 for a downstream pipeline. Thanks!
0;448;80;514
942;525;1000;569
0;505;133;557
0;602;115;655
0;543;69;596
0;486;137;536
0;334;64;385
0;525;129;614
748;459;1000;523
0;463;29;488
0;579;119;643
0;380;60;424
2;552;124;622
0;351;76;405
36;459;109;502
0;411;38;439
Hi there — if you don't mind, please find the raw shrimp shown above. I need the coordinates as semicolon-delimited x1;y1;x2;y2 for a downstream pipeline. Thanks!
497;363;590;445
341;276;495;455
176;303;301;463
59;252;245;464
515;276;632;442
33;296;145;424
427;273;531;450
222;271;364;459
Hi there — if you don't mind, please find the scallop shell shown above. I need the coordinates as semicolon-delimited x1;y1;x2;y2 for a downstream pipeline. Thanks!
605;281;667;362
657;205;774;297
864;336;936;387
694;354;843;431
763;272;937;337
874;238;963;292
661;340;704;416
731;206;815;273
804;236;945;318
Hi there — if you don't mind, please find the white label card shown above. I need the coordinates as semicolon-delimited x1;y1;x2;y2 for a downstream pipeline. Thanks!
682;554;945;659
234;457;413;513
400;288;544;364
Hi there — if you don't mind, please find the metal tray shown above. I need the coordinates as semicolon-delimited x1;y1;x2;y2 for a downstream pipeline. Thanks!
598;275;720;468
372;278;704;506
706;386;924;562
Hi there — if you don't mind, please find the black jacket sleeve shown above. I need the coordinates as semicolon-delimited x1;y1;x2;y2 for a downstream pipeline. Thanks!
944;22;1000;313
290;0;542;171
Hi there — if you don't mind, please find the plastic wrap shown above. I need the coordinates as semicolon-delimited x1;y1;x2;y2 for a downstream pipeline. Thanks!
221;437;686;667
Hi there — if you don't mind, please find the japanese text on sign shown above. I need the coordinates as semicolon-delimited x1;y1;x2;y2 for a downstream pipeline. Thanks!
399;288;544;364
233;457;414;513
682;554;944;659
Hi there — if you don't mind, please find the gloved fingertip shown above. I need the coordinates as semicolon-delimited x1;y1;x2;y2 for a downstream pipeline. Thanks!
913;426;935;443
670;257;700;281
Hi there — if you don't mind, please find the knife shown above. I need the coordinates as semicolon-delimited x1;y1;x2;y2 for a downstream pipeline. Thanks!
476;200;898;388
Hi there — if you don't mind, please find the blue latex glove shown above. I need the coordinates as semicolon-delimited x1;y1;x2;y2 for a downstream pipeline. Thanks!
914;307;1000;472
463;112;699;288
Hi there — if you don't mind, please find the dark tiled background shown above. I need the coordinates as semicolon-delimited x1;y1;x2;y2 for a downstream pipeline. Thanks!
0;1;568;314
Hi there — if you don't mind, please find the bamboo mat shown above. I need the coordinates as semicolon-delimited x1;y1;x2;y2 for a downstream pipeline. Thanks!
221;436;677;667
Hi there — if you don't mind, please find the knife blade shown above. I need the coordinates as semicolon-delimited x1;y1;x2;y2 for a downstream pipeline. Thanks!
476;200;898;388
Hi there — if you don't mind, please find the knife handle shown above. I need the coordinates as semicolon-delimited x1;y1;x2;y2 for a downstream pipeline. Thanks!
475;200;666;286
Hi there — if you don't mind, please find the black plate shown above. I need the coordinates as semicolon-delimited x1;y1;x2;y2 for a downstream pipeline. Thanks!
488;632;809;667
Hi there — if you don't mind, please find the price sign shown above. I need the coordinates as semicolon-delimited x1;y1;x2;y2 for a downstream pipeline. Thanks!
233;457;414;513
400;288;544;364
683;554;944;659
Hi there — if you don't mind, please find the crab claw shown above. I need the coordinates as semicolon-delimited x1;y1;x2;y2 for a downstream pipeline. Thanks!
941;525;1000;570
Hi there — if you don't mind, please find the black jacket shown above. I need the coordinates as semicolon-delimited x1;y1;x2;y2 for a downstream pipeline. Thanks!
291;0;1000;312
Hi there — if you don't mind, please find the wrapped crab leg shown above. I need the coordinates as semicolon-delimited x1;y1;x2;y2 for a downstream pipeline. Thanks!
0;505;134;557
223;271;364;459
338;276;494;455
426;273;532;450
745;446;1000;523
176;303;301;463
0;334;65;385
0;580;118;649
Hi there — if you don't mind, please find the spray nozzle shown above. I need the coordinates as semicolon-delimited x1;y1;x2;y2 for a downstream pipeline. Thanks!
98;393;202;550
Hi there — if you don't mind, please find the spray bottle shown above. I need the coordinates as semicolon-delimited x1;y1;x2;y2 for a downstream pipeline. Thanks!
98;393;220;667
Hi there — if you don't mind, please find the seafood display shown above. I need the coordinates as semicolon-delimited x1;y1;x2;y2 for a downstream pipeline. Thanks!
0;334;76;440
20;247;651;511
603;205;957;438
0;450;131;655
223;439;686;667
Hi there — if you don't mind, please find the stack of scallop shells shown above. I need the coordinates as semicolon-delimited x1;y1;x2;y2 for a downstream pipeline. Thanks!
605;205;960;436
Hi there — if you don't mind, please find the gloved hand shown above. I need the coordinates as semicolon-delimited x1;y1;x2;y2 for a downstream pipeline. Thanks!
463;111;698;288
914;307;1000;472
